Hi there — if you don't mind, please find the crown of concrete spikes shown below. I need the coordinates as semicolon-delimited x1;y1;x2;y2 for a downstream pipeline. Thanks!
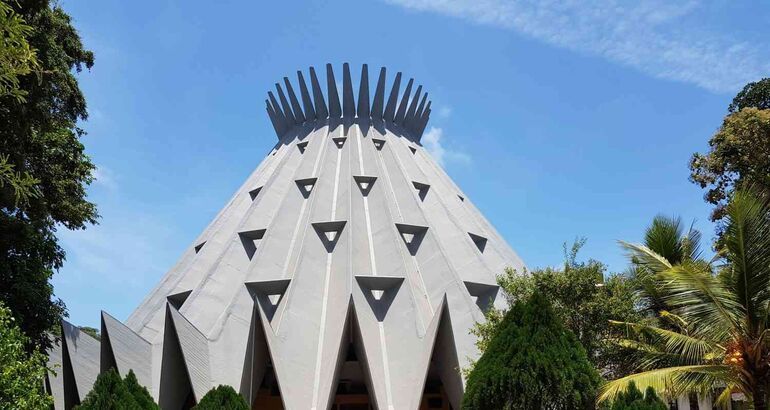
265;63;432;140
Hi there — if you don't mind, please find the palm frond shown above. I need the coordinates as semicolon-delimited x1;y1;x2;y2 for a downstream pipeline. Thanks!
609;320;722;365
598;365;735;403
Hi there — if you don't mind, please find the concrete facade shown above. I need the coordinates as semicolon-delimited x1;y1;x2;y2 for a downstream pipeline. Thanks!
46;63;527;409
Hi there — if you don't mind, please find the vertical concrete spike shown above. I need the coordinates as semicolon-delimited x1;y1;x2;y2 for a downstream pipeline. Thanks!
383;72;402;122
394;78;414;124
309;67;328;119
326;64;342;118
404;85;422;126
297;71;316;120
275;83;297;125
266;101;284;137
342;63;356;119
357;64;370;119
268;91;286;124
371;67;386;120
417;107;431;138
411;92;428;130
283;77;305;123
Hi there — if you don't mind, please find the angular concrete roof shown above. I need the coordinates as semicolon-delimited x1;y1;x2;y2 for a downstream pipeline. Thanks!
47;63;526;410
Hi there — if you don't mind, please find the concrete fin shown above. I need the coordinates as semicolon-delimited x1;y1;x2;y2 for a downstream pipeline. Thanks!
241;288;284;406
248;186;263;200
327;303;377;408
167;289;192;310
372;138;385;151
463;281;499;312
295;177;318;199
167;305;211;402
355;275;405;321
332;136;347;149
371;67;386;120
353;175;377;196
326;64;342;118
468;232;488;253
46;341;70;410
421;298;463;410
61;320;100;402
194;241;206;254
296;141;309;154
283;77;305;123
297;70;316;120
342;63;356;119
266;101;285;137
100;311;152;388
357;64;370;119
383;72;402;122
159;306;197;408
59;335;81;409
409;92;428;133
274;83;297;125
395;223;428;256
412;181;430;201
312;220;347;253
404;85;422;126
245;279;291;322
238;229;267;260
309;66;328;119
394;78;414;124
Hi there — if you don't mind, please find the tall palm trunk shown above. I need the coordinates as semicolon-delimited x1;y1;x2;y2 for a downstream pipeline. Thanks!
754;382;768;410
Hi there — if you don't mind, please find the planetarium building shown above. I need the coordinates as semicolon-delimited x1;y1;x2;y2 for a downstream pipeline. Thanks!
46;64;526;410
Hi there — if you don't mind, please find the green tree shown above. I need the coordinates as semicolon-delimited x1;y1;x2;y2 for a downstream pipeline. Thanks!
0;0;39;102
601;189;770;410
729;78;770;113
472;240;639;378
75;368;140;410
0;0;96;351
194;385;249;410
463;291;601;410
609;382;667;410
0;302;52;410
123;370;158;410
690;108;770;224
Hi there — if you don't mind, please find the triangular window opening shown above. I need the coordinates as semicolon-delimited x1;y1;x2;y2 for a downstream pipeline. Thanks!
412;181;430;202
355;275;404;322
297;141;309;154
457;195;465;202
295;178;318;199
332;137;347;149
239;229;267;260
167;290;192;310
409;146;417;154
353;175;377;197
249;186;263;201
396;223;428;256
372;138;385;151
194;241;206;254
312;221;347;253
468;233;488;253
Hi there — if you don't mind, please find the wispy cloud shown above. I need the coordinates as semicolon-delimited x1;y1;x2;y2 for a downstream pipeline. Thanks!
92;165;117;191
384;0;770;93
422;127;471;167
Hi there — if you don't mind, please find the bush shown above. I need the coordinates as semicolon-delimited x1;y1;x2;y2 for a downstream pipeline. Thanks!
194;385;248;410
462;291;601;410
0;303;52;409
610;382;667;410
75;368;158;409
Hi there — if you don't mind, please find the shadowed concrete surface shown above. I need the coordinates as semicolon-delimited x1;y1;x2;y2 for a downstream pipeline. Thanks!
46;64;526;410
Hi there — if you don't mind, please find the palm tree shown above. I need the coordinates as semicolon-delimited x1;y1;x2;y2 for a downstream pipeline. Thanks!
600;189;770;410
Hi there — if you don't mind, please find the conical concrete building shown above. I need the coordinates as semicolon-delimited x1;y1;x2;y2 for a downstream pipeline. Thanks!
46;64;526;410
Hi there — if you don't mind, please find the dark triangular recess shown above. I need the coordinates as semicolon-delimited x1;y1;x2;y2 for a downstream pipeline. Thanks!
372;138;385;151
159;306;196;410
297;141;309;154
395;223;428;256
312;221;347;253
167;290;192;310
194;242;206;254
468;232;488;253
100;316;118;374
295;177;318;199
412;181;430;201
248;186;263;201
60;328;80;409
332;137;347;149
239;229;267;260
464;281;499;312
421;302;463;410
353;175;377;197
458;195;465;202
409;146;417;154
355;275;404;321
332;306;376;406
245;279;291;322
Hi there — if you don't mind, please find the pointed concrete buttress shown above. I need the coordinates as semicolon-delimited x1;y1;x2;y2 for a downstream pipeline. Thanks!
46;64;527;409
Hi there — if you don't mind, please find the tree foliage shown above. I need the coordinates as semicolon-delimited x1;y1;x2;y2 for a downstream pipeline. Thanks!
0;302;52;410
463;291;601;410
609;382;667;410
729;78;770;113
194;385;249;410
602;189;770;410
0;0;96;351
75;368;158;410
472;240;639;378
690;108;770;224
0;0;39;102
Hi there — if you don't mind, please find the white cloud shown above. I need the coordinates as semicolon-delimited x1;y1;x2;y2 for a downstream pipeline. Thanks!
422;127;471;167
92;165;117;191
384;0;770;93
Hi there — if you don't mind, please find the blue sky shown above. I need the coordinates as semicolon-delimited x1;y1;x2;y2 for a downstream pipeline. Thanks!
55;0;770;328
